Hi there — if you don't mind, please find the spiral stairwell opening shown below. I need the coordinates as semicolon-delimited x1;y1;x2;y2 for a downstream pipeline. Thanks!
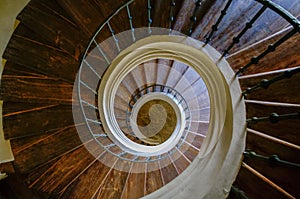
0;0;300;198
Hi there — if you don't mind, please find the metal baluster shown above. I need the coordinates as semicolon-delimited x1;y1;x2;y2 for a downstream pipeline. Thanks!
247;112;300;125
223;4;268;56
230;186;249;199
236;28;298;76
169;0;176;32
92;133;108;138
187;0;202;36
83;60;101;79
86;118;102;125
242;67;300;97
80;80;97;95
205;0;233;44
107;21;121;52
81;99;98;110
148;0;153;34
244;150;300;169
126;5;136;42
93;39;110;65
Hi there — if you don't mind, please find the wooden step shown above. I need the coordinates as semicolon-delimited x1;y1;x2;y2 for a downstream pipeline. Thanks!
156;59;172;86
245;128;300;198
234;163;297;199
2;24;79;83
245;100;300;145
159;156;179;185
228;26;300;75
172;0;200;33
17;0;88;59
59;151;117;199
98;160;131;199
2;103;75;139
205;1;300;54
121;162;146;199
0;74;73;105
29;140;102;196
145;161;163;195
2;61;48;78
11;125;83;174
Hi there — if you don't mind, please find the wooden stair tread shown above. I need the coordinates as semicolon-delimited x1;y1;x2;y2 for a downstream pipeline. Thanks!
56;0;106;36
11;125;83;173
0;75;73;105
246;99;300;145
234;163;296;199
228;26;300;75
31;140;103;196
145;161;163;195
3;103;75;139
98;160;131;199
121;162;146;199
2;25;79;83
206;1;300;54
17;0;88;59
60;152;116;199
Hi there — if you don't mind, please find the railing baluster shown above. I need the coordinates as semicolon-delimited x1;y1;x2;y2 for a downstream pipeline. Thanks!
83;60;101;79
169;0;176;32
147;0;153;34
93;133;107;138
236;28;298;76
223;4;267;56
247;112;300;125
126;5;136;42
242;67;300;97
86;118;102;125
187;0;202;36
80;80;97;95
107;21;121;52
230;186;249;199
93;39;110;65
205;0;233;44
244;150;300;169
81;99;98;110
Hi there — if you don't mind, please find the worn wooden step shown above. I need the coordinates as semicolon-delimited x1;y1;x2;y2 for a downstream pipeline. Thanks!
145;161;163;195
228;26;300;75
159;156;179;185
2;24;79;83
97;160;131;199
0;75;73;105
11;124;84;174
57;0;129;38
17;0;88;60
2;102;76;139
234;163;296;199
59;151;118;199
245;128;300;198
121;162;146;199
30;140;103;196
245;100;300;145
204;1;300;54
239;67;300;103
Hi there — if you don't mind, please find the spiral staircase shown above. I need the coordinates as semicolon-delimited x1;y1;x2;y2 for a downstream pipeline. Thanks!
0;0;300;198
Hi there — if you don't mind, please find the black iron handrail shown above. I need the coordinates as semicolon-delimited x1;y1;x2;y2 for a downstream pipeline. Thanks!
247;112;300;125
242;67;300;97
244;150;300;169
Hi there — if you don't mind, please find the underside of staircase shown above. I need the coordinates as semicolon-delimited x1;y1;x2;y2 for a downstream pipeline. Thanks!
0;0;300;198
